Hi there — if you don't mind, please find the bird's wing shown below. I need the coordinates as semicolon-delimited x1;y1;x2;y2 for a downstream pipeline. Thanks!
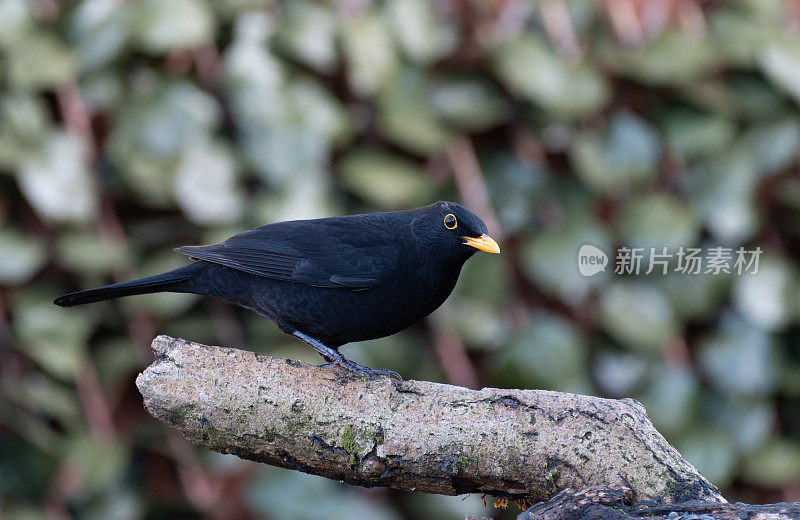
174;218;399;290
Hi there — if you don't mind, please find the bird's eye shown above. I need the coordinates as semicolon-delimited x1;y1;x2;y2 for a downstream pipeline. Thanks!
444;213;457;229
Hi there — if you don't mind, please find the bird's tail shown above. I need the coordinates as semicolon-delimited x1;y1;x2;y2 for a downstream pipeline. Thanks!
54;264;202;307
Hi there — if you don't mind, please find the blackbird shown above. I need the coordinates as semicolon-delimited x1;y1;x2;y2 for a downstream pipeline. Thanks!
54;201;500;379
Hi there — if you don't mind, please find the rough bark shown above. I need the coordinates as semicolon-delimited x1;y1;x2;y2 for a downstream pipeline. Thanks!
517;487;800;520
136;335;725;504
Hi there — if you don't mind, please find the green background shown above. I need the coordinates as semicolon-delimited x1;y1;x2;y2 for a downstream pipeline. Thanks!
1;1;799;518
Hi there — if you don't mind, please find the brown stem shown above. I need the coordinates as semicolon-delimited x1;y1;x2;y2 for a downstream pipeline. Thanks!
446;136;503;240
75;362;116;439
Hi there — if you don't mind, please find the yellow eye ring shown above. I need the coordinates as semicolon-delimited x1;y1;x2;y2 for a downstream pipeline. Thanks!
444;213;457;229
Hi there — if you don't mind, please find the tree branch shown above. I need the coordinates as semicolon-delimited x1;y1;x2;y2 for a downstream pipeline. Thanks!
135;335;725;504
517;487;800;520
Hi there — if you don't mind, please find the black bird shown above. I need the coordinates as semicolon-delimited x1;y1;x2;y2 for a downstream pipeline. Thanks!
54;201;500;379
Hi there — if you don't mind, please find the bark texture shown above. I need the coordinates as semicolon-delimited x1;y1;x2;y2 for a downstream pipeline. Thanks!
517;487;800;520
136;335;725;504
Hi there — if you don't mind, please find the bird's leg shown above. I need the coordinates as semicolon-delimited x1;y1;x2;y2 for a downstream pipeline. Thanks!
291;331;402;380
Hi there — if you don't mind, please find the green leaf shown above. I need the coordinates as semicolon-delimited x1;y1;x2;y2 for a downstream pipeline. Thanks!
492;312;589;392
251;168;336;224
733;255;798;331
173;141;243;225
223;11;284;94
54;230;129;276
94;339;140;393
600;282;677;353
79;73;124;113
592;350;648;396
759;36;800;106
663;109;735;159
710;7;770;66
494;34;609;118
212;0;275;17
430;78;509;131
79;486;143;520
698;317;778;397
6;31;77;90
275;0;337;72
110;79;220;160
483;153;547;234
677;428;737;487
114;153;176;207
247;468;403;520
571;111;661;194
742;439;800;487
18;131;98;224
377;68;451;154
13;295;92;381
0;227;46;284
686;153;760;244
452;247;512;306
435;246;512;348
433;298;508;349
605;30;716;85
64;436;128;495
15;374;82;427
341;13;399;96
109;80;221;204
639;365;698;434
69;0;131;71
387;0;455;64
0;0;32;48
243;126;328;185
339;150;432;208
616;194;700;250
727;74;790;120
0;94;50;164
742;118;800;176
224;15;343;183
658;272;728;321
288;79;351;146
523;211;611;303
714;399;774;453
133;0;214;53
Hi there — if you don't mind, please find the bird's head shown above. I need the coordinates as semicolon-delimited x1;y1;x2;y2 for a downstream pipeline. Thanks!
413;201;500;264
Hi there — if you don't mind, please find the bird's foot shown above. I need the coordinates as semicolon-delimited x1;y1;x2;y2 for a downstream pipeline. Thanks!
292;330;402;380
326;359;403;381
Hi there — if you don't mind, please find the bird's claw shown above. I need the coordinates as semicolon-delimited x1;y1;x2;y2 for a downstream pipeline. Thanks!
292;331;402;380
359;366;403;381
323;360;403;380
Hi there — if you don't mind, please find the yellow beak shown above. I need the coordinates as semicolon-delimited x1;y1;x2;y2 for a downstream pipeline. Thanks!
463;234;500;254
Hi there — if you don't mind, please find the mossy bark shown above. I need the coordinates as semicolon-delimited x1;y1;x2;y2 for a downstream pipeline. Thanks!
136;335;725;504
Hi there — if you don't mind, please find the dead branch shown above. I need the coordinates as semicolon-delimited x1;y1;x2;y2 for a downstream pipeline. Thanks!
517;487;800;520
135;335;725;504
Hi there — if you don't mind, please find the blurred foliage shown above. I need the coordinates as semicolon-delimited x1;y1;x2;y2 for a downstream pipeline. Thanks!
2;1;800;519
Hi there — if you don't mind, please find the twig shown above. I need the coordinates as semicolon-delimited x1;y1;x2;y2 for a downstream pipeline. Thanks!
540;0;582;61
75;362;116;439
136;335;725;503
604;0;643;46
55;84;95;161
446;136;503;239
431;323;480;389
